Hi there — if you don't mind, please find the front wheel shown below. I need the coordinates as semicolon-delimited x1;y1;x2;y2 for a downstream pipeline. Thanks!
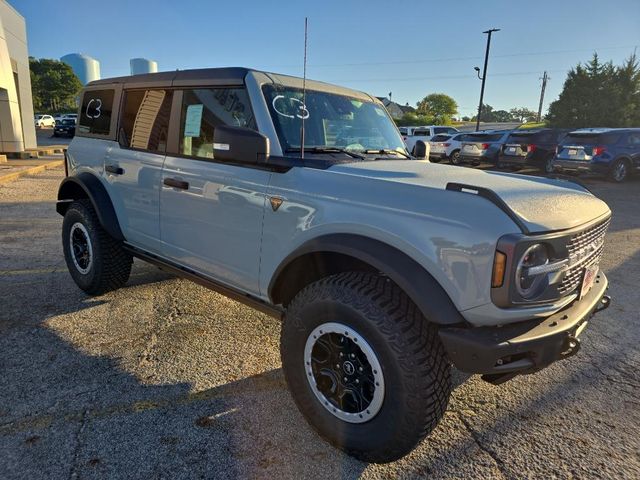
281;272;451;463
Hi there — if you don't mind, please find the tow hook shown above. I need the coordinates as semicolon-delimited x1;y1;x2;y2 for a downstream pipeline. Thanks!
560;335;581;359
594;295;611;314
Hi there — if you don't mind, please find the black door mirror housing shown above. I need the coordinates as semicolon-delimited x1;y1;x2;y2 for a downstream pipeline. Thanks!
414;140;428;160
213;125;270;165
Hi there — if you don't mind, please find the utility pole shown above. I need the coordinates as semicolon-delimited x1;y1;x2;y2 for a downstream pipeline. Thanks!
475;28;500;132
537;71;549;123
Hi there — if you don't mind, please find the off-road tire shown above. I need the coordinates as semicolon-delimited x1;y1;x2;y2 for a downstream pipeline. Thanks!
280;272;452;463
62;199;132;295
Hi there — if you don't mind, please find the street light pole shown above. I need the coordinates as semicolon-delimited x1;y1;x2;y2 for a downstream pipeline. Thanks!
475;28;500;132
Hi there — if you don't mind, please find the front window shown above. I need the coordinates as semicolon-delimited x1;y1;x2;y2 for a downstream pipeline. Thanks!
262;85;406;155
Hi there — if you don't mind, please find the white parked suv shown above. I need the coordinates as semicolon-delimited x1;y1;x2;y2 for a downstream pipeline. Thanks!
401;125;459;154
429;132;466;163
34;114;55;127
57;67;612;463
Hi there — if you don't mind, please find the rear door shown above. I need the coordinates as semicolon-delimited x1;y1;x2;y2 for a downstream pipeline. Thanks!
160;87;269;295
105;88;173;253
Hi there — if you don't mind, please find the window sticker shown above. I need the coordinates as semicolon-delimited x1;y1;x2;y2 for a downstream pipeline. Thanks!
184;104;204;137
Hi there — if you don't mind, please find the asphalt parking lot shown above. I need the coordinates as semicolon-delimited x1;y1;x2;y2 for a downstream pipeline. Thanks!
1;166;639;479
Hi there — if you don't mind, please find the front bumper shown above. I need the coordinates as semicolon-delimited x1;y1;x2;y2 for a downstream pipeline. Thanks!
439;271;610;383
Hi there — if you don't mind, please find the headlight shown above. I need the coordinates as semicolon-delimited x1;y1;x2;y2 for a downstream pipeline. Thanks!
515;244;549;299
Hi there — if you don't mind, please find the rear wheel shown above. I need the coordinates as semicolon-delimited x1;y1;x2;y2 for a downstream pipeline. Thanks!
544;155;555;174
609;158;629;182
62;199;132;295
281;272;451;463
449;150;461;165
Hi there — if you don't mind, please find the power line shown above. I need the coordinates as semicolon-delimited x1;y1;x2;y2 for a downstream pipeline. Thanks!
332;69;567;84
272;44;638;69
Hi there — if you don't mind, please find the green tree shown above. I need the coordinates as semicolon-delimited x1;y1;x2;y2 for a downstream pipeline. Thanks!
509;107;537;122
471;104;494;122
395;112;435;126
547;53;640;128
493;109;514;122
29;57;83;112
416;93;458;124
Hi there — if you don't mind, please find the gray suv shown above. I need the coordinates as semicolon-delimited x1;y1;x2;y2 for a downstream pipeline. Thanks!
57;68;612;463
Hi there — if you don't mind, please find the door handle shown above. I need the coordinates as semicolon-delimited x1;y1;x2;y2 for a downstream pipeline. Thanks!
105;164;124;175
164;177;189;190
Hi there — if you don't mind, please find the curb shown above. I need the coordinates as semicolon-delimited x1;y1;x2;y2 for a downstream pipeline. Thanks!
0;160;64;185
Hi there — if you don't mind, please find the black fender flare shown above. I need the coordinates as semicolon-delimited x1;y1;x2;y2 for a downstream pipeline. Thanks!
268;234;465;326
56;173;124;241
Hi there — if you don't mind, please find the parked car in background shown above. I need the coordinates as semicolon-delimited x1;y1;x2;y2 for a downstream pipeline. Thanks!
402;125;459;154
54;113;77;123
429;132;466;163
34;114;55;128
551;128;640;182
497;128;569;171
53;118;76;137
458;130;511;166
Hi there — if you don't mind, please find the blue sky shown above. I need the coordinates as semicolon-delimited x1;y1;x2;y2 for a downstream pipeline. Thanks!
15;0;640;117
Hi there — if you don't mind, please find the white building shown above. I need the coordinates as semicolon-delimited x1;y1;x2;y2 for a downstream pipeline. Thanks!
0;0;35;152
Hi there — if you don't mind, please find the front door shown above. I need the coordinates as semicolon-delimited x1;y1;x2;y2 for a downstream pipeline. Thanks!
160;87;269;296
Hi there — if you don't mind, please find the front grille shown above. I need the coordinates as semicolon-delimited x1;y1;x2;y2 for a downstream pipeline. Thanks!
558;218;610;295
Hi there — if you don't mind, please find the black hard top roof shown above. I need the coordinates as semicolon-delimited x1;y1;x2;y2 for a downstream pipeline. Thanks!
87;67;252;87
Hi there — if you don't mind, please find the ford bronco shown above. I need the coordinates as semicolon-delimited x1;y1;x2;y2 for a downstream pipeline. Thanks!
57;68;611;463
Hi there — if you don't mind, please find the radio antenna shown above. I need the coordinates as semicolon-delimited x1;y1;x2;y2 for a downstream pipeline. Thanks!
300;17;308;159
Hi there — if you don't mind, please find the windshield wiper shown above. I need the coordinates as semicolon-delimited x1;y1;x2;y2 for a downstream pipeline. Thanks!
285;147;366;160
361;148;411;159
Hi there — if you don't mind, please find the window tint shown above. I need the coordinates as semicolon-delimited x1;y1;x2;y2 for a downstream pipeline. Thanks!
467;133;503;142
398;127;408;135
627;133;640;145
179;88;255;159
433;127;452;134
79;89;114;136
601;132;623;144
119;89;173;152
414;129;430;136
430;134;451;142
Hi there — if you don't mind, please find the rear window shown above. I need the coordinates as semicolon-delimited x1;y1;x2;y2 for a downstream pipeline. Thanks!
430;134;451;142
79;89;115;136
563;132;623;145
434;127;456;135
466;133;503;142
413;129;430;136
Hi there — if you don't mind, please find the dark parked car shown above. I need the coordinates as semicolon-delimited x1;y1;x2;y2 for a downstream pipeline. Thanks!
497;128;569;171
457;130;511;166
53;118;76;137
551;128;640;182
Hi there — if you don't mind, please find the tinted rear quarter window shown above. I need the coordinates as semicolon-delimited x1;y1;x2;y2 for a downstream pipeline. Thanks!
79;89;115;136
119;89;173;152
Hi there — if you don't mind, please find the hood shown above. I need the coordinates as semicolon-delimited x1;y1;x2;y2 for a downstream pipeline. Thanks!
328;160;610;233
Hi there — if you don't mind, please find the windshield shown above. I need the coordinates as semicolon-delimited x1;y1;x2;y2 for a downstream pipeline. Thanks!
262;85;406;155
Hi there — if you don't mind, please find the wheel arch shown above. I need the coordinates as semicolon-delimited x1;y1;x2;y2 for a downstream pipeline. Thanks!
268;234;465;326
56;173;124;241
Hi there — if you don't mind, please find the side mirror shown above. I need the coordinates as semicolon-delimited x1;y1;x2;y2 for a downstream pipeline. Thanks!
213;125;270;165
414;140;428;160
